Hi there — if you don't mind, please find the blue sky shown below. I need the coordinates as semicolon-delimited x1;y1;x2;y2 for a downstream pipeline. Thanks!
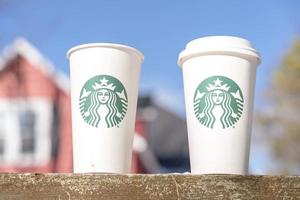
1;0;300;173
1;0;300;115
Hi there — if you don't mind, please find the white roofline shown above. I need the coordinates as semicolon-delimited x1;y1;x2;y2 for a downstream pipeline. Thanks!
0;37;70;94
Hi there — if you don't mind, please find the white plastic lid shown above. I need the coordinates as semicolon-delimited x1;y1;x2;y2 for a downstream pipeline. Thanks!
67;43;144;62
178;36;261;67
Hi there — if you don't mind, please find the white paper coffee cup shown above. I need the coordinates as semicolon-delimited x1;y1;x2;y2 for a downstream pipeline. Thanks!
67;43;143;173
178;36;260;174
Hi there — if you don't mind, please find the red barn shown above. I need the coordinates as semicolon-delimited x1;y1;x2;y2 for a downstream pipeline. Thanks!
0;38;72;172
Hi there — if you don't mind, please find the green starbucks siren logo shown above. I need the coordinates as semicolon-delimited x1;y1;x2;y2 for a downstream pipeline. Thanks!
193;76;244;129
79;75;128;128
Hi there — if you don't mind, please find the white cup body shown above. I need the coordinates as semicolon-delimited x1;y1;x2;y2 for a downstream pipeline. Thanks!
178;36;260;174
67;43;143;173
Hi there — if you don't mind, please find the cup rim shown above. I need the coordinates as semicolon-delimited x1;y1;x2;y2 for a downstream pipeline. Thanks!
67;43;144;62
177;36;261;67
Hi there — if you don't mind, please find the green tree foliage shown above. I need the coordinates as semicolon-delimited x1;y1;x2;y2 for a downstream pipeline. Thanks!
257;40;300;174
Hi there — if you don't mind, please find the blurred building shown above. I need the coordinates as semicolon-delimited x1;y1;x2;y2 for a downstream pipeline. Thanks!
136;96;190;172
0;38;189;173
0;38;72;172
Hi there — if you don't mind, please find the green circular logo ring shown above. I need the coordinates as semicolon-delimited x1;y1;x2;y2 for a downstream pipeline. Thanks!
79;75;128;128
193;76;244;129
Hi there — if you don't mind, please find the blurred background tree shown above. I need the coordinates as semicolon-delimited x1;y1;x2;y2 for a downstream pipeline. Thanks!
257;40;300;174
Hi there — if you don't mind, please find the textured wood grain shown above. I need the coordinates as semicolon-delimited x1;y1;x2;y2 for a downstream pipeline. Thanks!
0;173;299;199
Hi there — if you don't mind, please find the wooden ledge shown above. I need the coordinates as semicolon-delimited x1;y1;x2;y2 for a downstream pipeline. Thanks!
0;173;299;199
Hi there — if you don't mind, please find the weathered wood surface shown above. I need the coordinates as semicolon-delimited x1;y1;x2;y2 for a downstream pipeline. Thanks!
0;173;299;200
